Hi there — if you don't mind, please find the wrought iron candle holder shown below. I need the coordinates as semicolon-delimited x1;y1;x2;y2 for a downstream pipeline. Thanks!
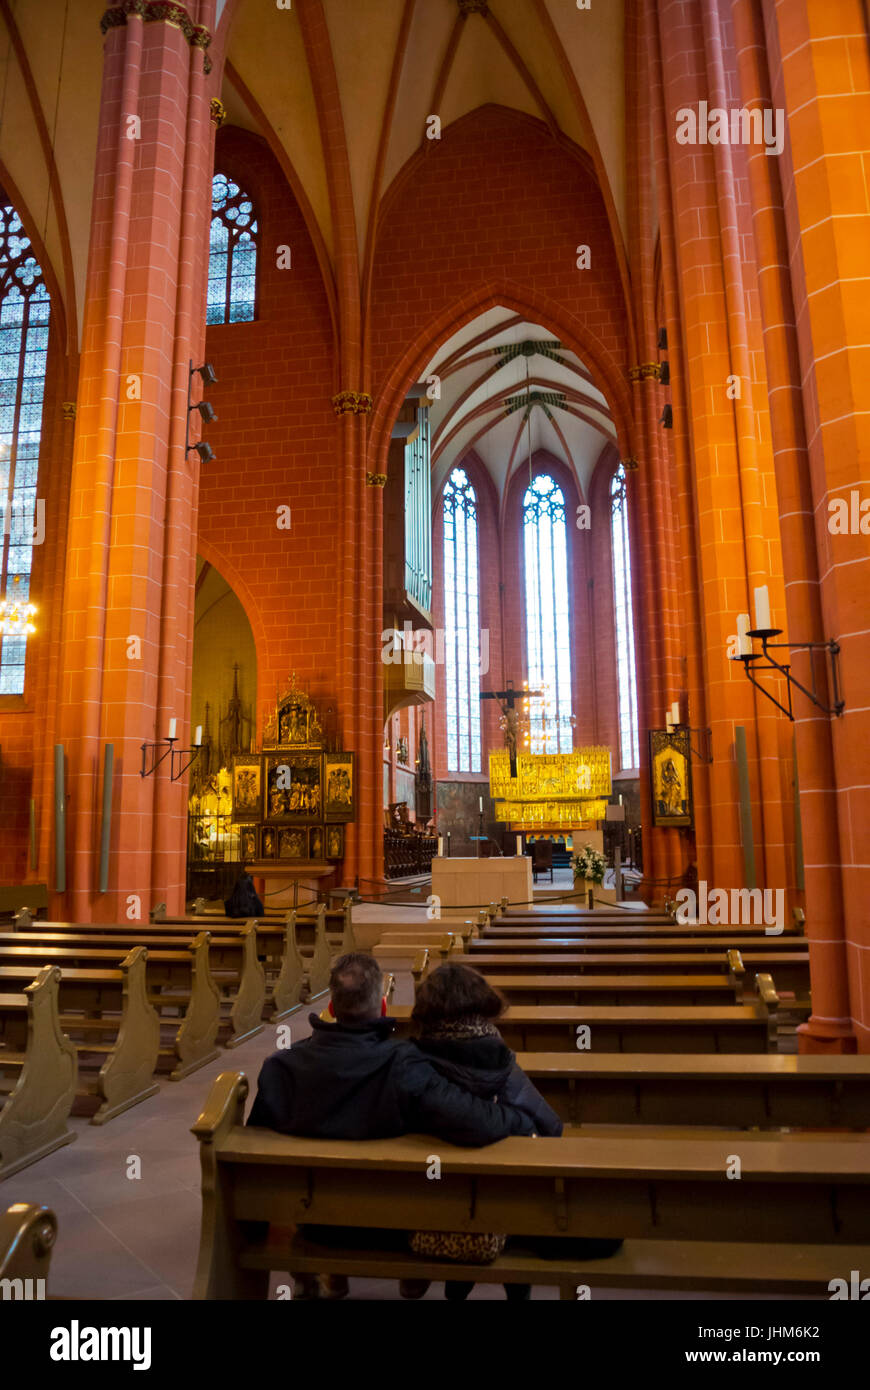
140;737;201;781
734;628;844;721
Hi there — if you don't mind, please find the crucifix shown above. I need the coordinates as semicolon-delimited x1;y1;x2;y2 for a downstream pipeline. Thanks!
480;679;543;777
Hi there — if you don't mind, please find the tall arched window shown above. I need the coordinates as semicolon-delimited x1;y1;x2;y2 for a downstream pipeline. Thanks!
611;463;639;769
443;467;481;773
207;174;258;324
523;474;573;753
0;202;49;695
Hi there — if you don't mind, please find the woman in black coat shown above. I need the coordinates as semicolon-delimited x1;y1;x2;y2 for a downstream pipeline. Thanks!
405;962;561;1301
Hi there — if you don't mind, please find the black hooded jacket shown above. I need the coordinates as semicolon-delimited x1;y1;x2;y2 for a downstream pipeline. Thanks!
411;1034;563;1138
247;1014;537;1146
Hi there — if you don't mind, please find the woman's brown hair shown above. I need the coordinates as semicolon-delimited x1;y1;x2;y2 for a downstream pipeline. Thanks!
411;963;506;1031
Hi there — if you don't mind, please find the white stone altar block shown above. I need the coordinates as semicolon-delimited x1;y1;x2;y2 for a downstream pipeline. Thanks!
431;856;533;919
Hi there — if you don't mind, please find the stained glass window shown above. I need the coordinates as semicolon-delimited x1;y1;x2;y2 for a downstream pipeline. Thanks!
207;174;258;325
611;463;640;769
443;467;481;772
0;202;49;695
523;474;573;753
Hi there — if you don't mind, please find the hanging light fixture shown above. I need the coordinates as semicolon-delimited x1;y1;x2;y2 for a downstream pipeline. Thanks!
0;576;37;636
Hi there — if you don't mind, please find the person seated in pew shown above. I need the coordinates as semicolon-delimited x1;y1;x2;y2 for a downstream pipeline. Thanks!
224;871;264;919
406;962;563;1303
247;952;538;1299
406;964;622;1300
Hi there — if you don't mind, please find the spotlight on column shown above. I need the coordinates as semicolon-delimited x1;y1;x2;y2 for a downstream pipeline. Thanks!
657;327;668;351
659;404;673;429
188;441;215;464
193;400;218;424
193;362;218;386
658;361;670;386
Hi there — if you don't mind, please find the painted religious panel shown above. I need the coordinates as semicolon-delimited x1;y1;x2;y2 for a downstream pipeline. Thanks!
324;752;355;821
260;825;277;859
277;828;307;860
265;752;322;821
308;825;324;862
231;756;262;822
325;824;344;860
649;729;693;828
238;825;259;862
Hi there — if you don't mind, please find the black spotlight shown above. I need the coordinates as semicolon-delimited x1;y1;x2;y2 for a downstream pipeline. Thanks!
194;400;218;424
659;360;670;386
189;441;215;463
657;327;668;351
193;362;218;386
659;405;673;429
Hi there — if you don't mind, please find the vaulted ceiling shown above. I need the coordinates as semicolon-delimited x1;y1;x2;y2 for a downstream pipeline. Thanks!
424;307;615;506
0;0;628;403
222;0;626;268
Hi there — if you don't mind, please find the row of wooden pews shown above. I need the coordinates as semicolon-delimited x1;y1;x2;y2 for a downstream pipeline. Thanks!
191;897;870;1298
0;905;348;1182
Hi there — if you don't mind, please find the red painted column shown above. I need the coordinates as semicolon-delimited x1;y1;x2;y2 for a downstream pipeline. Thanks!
58;12;212;920
758;0;870;1049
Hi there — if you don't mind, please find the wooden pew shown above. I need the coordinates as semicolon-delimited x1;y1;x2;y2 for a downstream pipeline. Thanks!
515;1053;870;1129
468;934;805;954
480;973;742;1007
481;921;804;938
0;884;48;922
391;988;779;1053
192;1071;870;1298
0;968;77;1179
0;935;220;1081
151;900;355;954
456;949;810;995
6;923;266;1048
0;948;160;1124
0;1203;57;1296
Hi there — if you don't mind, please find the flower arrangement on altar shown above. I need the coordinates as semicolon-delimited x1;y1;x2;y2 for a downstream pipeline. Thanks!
571;844;607;885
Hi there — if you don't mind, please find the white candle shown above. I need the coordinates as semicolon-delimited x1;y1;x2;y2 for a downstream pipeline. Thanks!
670;701;680;728
753;584;771;632
437;836;444;856
168;719;177;740
516;834;523;854
479;796;483;812
194;726;202;747
736;612;752;656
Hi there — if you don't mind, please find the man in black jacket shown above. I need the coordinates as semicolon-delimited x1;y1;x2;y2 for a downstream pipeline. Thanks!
248;952;535;1145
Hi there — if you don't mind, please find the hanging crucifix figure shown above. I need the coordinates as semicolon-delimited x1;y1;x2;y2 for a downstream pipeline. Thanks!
480;679;543;777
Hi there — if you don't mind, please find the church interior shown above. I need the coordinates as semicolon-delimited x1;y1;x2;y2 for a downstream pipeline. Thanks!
0;0;869;1331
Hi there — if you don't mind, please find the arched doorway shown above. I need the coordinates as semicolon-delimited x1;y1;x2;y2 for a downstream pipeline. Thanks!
187;557;258;900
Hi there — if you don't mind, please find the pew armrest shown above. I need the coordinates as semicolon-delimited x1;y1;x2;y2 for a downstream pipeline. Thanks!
755;973;780;1012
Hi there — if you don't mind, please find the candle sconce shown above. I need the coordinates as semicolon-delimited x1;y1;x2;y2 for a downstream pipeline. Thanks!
668;723;713;764
734;629;844;721
140;737;202;781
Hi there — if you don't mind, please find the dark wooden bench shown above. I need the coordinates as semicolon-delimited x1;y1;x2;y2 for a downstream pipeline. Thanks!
479;973;742;1007
7;923;267;1048
0;968;77;1179
0;884;49;922
482;921;804;938
457;950;811;998
153;900;354;954
0;1202;57;1295
191;1071;870;1298
392;993;779;1053
0;949;159;1124
0;935;220;1081
515;1053;870;1129
469;934;806;954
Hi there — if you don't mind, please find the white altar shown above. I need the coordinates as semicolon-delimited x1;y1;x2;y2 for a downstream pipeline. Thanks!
431;855;533;919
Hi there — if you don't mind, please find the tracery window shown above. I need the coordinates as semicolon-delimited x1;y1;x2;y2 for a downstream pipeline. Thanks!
207;173;258;325
443;467;481;773
0;202;49;695
611;463;640;770
523;475;573;753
